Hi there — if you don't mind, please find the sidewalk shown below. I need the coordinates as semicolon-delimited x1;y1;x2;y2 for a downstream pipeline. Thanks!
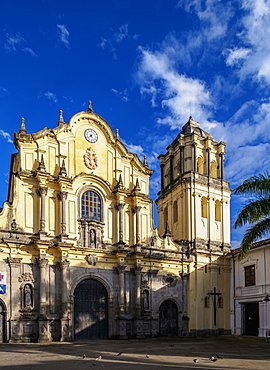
0;336;269;369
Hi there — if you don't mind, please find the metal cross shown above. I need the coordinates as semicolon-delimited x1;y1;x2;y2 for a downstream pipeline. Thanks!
208;286;222;326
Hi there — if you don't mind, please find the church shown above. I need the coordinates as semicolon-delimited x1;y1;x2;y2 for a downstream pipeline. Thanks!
0;104;231;342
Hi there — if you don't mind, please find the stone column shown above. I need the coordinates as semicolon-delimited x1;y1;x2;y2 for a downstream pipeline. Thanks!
37;258;49;315
114;263;128;340
193;143;197;172
116;264;126;317
36;186;48;233
169;155;174;182
133;266;144;338
160;164;164;189
180;146;184;174
149;269;159;337
6;257;22;342
134;266;142;316
58;191;68;235
116;203;125;244
37;258;51;342
206;148;211;176
219;152;224;179
133;206;142;245
59;260;70;341
180;272;190;333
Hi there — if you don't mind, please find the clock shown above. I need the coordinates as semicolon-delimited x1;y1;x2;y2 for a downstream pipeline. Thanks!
84;129;98;143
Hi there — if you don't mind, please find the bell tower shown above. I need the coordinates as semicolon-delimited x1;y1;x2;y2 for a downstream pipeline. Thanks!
156;116;231;252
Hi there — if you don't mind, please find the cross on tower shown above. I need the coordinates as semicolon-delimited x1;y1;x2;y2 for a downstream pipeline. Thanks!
208;287;222;326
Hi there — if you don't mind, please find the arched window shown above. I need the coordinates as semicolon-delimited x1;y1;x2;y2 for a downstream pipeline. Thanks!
210;161;217;177
201;197;208;218
215;200;221;222
173;200;178;223
81;190;101;221
197;157;204;174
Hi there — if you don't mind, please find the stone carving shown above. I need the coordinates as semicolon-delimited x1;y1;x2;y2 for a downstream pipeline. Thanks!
90;229;96;248
86;254;98;265
88;100;93;113
142;289;149;310
83;147;98;170
57;260;70;270
63;323;69;335
164;275;177;287
6;257;22;268
37;258;49;268
141;272;149;288
18;273;35;283
24;284;33;307
11;219;17;230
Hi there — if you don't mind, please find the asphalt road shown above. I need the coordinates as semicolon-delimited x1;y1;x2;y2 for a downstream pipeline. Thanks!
0;336;269;370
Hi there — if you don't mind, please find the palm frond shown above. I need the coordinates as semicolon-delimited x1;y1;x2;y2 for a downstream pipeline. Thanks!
234;197;270;228
234;172;270;196
239;218;270;258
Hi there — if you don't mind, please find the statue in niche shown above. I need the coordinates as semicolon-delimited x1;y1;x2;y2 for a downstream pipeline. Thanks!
142;289;149;310
90;229;96;248
24;284;32;307
141;272;149;287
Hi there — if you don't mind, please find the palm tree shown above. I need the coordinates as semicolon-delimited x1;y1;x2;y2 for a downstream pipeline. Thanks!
234;173;270;258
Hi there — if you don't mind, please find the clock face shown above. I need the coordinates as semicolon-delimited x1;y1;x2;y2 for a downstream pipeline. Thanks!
84;129;98;143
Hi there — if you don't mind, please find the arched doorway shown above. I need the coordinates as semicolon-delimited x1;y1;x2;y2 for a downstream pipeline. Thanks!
159;300;178;336
0;300;6;342
74;279;108;339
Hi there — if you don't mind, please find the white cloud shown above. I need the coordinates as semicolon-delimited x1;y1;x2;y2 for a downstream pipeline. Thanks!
23;47;37;57
177;0;235;41
0;87;9;94
225;47;251;66
4;33;37;56
137;46;213;130
209;98;270;186
124;142;145;157
57;24;70;48
99;24;138;58
111;88;129;102
44;91;58;103
114;24;129;43
224;1;270;83
5;33;25;51
0;130;13;144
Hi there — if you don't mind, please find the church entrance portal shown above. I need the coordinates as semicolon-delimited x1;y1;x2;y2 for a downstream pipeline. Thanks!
244;302;259;336
0;300;6;342
74;279;108;339
159;300;178;336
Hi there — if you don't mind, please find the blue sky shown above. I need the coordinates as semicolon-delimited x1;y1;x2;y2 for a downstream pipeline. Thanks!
1;0;270;248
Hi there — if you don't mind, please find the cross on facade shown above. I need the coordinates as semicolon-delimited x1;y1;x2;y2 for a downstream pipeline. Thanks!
208;286;222;326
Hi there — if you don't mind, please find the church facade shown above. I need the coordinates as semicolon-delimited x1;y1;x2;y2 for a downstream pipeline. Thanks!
0;106;231;342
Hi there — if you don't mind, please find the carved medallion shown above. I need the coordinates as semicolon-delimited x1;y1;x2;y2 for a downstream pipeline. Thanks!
86;254;98;265
83;147;98;170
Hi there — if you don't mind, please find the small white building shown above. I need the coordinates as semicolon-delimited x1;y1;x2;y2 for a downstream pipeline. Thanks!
230;239;270;337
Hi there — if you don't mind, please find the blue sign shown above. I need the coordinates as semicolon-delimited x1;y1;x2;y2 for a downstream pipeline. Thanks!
0;284;6;294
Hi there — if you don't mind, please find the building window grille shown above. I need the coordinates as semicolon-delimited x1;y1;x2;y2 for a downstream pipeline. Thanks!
245;265;255;287
81;191;101;221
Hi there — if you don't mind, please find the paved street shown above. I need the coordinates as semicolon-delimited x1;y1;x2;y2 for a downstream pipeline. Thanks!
0;336;269;370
